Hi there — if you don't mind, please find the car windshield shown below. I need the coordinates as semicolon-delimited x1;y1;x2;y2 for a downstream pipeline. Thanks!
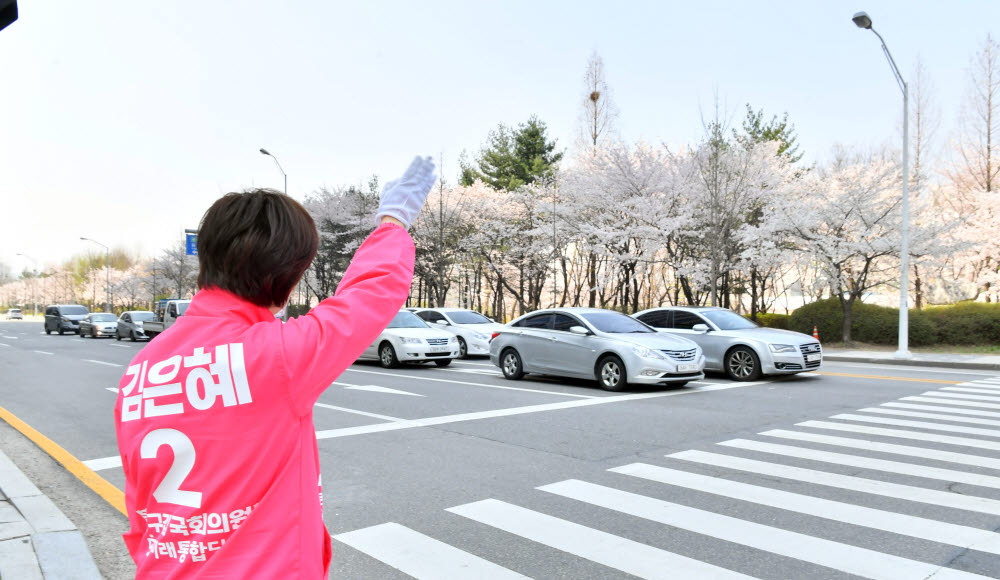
702;310;759;330
133;312;155;321
176;302;189;315
10;309;20;313
447;311;492;324
579;312;654;333
387;311;429;329
92;314;117;322
62;306;88;316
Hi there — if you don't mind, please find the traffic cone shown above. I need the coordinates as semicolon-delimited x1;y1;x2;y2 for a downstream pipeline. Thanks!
812;326;819;341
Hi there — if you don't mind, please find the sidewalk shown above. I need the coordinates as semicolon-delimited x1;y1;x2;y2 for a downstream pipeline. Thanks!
822;348;1000;371
0;450;102;580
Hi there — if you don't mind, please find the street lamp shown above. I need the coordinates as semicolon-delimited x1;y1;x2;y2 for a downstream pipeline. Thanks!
259;148;287;195
852;10;911;358
80;237;111;313
15;252;37;317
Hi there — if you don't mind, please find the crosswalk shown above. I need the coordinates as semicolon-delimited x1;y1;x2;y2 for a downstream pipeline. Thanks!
333;375;1000;579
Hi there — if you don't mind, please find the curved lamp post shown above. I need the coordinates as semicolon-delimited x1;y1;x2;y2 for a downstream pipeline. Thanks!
80;237;111;313
852;11;911;358
259;148;287;195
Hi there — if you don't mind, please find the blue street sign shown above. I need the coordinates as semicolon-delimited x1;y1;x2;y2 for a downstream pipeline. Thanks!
186;233;198;256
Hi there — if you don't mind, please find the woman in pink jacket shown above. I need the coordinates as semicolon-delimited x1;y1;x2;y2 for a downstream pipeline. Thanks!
115;156;436;578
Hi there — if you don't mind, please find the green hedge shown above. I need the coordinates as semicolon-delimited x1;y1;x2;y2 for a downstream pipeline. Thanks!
786;297;1000;346
755;313;790;330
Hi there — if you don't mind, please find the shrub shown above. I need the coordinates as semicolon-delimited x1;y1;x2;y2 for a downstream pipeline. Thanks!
788;297;936;345
918;302;1000;345
755;313;790;330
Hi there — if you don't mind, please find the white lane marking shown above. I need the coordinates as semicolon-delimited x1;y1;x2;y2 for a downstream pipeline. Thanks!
720;438;1000;488
799;420;1000;452
83;359;123;368
823;362;1000;377
450;360;494;367
904;394;1000;409
959;382;1000;390
831;413;1000;438
83;456;123;471
105;388;117;393
436;368;504;376
540;479;987;580
342;384;425;397
762;429;1000;470
316;381;769;440
670;450;1000;516
939;387;1000;398
314;403;404;422
447;499;754;580
858;407;1000;427
881;401;1000;418
609;463;1000;556
2;335;18;339
0;343;9;347
344;368;598;399
334;522;530;580
33;350;53;355
109;344;132;349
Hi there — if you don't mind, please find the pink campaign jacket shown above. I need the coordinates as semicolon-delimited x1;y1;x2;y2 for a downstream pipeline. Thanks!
115;223;414;579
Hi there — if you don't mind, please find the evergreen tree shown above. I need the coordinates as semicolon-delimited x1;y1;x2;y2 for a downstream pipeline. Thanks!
460;116;563;189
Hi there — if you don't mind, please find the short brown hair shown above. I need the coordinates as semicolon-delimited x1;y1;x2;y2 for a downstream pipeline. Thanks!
197;189;318;308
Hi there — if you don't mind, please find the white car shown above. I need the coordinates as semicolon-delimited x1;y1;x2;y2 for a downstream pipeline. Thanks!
358;310;460;368
413;308;503;358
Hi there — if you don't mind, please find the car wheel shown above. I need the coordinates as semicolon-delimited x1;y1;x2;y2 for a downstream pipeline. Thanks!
45;327;51;335
379;343;400;369
434;359;452;367
458;337;468;359
58;328;64;335
725;346;762;381
500;349;525;380
116;331;122;341
130;331;138;342
596;355;628;392
91;329;97;338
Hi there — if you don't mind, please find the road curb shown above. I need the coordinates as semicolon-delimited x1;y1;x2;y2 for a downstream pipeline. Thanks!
0;450;102;580
823;354;1000;371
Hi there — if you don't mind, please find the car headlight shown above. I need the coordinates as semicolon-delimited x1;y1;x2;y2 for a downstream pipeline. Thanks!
61;317;70;323
632;345;667;360
769;344;797;353
400;337;423;344
135;321;143;328
449;336;458;343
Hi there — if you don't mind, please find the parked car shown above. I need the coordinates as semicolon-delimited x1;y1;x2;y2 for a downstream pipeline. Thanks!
490;308;705;392
116;310;156;341
43;304;89;335
357;310;460;368
79;313;119;338
631;306;822;381
5;308;22;320
143;299;190;338
413;308;503;358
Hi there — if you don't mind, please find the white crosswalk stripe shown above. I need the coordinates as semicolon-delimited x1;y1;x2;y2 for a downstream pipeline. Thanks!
334;379;1000;579
940;387;1000;398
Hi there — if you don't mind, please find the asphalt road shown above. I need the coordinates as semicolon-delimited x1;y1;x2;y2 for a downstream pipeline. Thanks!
3;319;1000;579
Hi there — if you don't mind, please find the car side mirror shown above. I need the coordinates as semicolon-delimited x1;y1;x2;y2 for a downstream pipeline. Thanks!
435;320;450;326
569;326;590;336
692;324;710;333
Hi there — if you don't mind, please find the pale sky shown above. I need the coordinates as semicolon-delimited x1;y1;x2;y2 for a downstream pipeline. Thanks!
1;0;997;272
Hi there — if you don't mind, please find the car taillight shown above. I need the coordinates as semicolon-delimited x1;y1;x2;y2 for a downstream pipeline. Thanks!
490;332;500;342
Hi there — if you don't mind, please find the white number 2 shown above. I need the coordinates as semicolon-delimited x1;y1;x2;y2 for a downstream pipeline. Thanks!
140;429;203;508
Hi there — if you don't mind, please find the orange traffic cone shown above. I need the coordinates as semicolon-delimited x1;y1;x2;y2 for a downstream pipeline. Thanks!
813;326;819;341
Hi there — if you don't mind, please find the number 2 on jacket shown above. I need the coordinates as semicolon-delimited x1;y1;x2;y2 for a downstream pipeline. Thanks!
140;428;203;508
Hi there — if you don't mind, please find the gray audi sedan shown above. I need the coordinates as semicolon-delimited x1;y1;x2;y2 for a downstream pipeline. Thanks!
489;308;705;391
632;306;822;381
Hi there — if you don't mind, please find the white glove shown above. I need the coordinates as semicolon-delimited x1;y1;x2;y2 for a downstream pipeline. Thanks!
375;156;437;229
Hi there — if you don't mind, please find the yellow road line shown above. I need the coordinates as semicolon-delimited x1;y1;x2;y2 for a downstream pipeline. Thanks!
816;372;961;385
0;406;126;515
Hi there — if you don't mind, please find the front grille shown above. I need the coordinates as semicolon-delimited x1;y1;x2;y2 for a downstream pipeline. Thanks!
426;338;449;346
800;342;822;368
425;351;450;357
661;348;697;362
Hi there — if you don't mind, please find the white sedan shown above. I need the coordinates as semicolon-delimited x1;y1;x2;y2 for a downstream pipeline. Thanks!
358;310;460;368
413;308;503;358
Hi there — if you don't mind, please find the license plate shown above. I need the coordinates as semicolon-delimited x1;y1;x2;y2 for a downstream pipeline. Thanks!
806;353;821;363
677;363;698;373
430;346;449;352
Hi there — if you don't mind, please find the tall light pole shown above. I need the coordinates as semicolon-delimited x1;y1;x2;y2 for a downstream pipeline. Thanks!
15;252;37;317
259;148;287;194
852;11;910;358
80;237;111;313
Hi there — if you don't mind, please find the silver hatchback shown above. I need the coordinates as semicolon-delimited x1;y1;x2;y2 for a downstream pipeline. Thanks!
489;308;705;391
632;306;822;381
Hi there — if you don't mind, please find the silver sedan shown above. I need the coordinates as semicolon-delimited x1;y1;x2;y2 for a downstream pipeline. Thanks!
632;306;822;381
489;308;705;392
